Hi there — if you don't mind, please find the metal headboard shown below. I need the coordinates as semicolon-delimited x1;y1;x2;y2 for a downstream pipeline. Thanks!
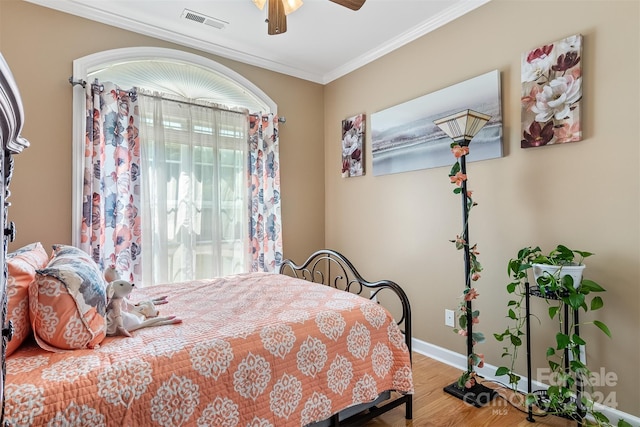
279;248;412;356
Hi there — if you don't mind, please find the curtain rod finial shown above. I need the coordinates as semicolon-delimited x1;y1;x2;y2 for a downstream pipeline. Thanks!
68;76;87;88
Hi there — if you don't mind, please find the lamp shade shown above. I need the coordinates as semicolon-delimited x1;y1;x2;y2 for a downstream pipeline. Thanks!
283;0;303;15
253;0;266;10
433;109;491;145
255;0;303;15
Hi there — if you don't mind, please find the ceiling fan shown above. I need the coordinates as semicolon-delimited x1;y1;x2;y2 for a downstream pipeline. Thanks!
252;0;366;35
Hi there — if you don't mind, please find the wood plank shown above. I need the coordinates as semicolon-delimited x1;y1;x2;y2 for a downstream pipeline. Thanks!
363;352;576;427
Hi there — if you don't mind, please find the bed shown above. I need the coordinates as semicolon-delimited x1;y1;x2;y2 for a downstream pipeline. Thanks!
0;54;413;426
2;249;413;426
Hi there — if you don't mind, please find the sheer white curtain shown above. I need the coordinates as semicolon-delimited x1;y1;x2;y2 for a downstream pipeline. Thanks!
138;90;249;285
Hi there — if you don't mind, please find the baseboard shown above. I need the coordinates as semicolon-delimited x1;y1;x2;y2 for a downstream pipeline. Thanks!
411;337;640;427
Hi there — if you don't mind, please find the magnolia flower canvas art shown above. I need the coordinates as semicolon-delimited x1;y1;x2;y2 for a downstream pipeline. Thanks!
521;34;583;148
341;113;365;177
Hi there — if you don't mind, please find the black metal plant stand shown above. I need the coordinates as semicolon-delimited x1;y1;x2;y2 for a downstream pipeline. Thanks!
525;282;583;426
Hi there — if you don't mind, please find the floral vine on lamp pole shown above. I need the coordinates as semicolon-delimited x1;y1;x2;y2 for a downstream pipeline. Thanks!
450;141;484;388
434;109;497;407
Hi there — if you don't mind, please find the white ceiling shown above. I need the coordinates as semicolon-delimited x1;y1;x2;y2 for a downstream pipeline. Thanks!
25;0;491;84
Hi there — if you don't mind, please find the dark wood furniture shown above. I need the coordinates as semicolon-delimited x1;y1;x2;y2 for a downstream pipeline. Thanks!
0;53;30;426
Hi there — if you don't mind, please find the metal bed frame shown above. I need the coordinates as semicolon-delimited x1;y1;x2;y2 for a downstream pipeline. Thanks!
279;249;413;426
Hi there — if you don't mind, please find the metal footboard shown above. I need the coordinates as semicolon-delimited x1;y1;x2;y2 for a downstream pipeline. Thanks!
279;249;413;424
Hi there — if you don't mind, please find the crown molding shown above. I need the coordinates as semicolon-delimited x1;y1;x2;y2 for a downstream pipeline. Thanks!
323;0;492;84
25;0;491;85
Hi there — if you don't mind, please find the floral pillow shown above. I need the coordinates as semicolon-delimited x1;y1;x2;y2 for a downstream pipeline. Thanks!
5;242;49;356
30;244;108;351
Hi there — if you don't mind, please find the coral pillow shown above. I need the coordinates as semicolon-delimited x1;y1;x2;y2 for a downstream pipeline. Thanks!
30;245;108;351
5;242;49;356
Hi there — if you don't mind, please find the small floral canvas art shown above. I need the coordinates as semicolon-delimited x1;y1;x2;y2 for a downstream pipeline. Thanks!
521;34;583;148
341;113;365;177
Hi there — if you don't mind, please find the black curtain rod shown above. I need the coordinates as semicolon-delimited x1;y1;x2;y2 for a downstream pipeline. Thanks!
68;76;285;123
68;76;86;88
136;92;285;122
68;76;133;97
138;91;245;113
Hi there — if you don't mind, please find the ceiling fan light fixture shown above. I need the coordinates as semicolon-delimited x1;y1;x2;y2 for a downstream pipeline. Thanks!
252;0;267;10
254;0;365;35
282;0;303;15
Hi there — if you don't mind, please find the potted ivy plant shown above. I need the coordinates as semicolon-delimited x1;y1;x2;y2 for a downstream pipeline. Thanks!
494;245;629;427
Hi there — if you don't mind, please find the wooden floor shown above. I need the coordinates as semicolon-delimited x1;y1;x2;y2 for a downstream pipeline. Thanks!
362;352;577;427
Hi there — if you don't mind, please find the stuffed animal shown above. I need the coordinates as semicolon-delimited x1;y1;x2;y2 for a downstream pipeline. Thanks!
104;264;169;309
104;265;120;284
104;269;181;337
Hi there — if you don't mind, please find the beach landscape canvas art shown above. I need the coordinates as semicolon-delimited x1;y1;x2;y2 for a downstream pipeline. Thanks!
521;34;583;148
371;70;502;176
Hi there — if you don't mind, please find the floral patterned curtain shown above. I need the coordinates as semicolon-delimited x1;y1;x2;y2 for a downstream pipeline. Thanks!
248;113;283;272
80;81;141;282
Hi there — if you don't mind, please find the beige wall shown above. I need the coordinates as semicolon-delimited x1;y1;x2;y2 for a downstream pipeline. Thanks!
0;0;325;263
1;0;639;418
324;0;639;416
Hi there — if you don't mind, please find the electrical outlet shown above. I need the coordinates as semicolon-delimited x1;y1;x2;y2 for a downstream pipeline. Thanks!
445;309;455;327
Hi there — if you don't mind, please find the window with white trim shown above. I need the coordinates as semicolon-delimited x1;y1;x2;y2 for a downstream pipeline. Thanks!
72;48;276;285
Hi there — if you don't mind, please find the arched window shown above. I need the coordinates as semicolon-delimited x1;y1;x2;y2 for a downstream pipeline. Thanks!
72;47;280;284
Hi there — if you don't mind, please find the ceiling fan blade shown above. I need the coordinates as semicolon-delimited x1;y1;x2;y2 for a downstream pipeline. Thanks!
268;0;287;35
328;0;366;11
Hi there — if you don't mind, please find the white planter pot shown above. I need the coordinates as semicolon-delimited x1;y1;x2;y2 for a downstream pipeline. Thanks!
532;263;585;288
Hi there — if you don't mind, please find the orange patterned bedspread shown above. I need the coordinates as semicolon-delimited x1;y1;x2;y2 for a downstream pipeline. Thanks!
6;272;413;426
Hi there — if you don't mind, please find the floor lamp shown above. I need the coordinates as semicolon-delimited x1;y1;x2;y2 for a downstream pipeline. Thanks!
434;109;498;408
